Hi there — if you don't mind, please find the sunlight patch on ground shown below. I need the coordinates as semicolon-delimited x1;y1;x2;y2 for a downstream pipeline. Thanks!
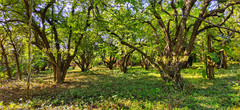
148;73;160;77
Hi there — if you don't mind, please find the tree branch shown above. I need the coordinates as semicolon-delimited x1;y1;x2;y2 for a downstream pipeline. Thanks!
205;1;240;17
174;0;197;55
185;0;211;56
143;21;163;57
150;0;171;49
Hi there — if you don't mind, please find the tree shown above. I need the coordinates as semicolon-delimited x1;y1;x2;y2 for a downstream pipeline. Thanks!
0;33;11;79
2;24;24;80
74;34;98;72
206;33;215;79
99;36;118;70
119;47;135;73
95;0;240;89
141;53;154;70
0;0;94;83
103;55;117;70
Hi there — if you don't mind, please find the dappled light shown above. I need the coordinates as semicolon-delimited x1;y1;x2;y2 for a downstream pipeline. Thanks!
0;0;240;109
1;63;239;109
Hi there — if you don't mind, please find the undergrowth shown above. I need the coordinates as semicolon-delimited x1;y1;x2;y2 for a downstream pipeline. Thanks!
0;63;239;109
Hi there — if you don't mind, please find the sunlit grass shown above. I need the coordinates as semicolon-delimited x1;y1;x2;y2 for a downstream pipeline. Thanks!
0;62;239;109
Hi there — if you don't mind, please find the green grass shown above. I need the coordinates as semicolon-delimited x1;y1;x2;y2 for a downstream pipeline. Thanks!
0;63;239;109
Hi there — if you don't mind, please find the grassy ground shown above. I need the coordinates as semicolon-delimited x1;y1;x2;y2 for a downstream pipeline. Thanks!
0;63;239;109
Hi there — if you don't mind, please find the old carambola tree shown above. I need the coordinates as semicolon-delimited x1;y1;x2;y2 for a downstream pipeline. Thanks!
95;0;240;89
0;0;93;83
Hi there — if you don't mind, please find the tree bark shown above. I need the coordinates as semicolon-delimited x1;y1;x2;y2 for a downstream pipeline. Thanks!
13;46;22;80
219;49;228;69
120;57;127;73
52;65;56;82
53;64;70;84
206;34;215;79
161;65;184;90
207;61;215;79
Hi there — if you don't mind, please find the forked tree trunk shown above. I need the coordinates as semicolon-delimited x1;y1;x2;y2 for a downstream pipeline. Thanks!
140;60;144;68
56;66;62;83
103;55;116;70
171;70;184;90
120;58;127;73
77;62;89;72
81;67;87;72
108;56;116;70
108;64;114;70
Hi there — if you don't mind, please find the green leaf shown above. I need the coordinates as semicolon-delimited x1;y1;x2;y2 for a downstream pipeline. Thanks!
207;52;219;63
202;64;206;68
176;0;184;8
219;13;224;17
222;47;233;57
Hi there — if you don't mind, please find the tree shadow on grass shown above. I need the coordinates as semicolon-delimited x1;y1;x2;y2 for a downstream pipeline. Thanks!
0;66;239;109
181;72;240;109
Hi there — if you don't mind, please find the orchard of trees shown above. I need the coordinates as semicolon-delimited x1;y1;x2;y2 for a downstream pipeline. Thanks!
0;0;240;109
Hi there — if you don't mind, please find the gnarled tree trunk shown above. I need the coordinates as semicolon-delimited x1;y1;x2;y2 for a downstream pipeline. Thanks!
158;61;186;90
